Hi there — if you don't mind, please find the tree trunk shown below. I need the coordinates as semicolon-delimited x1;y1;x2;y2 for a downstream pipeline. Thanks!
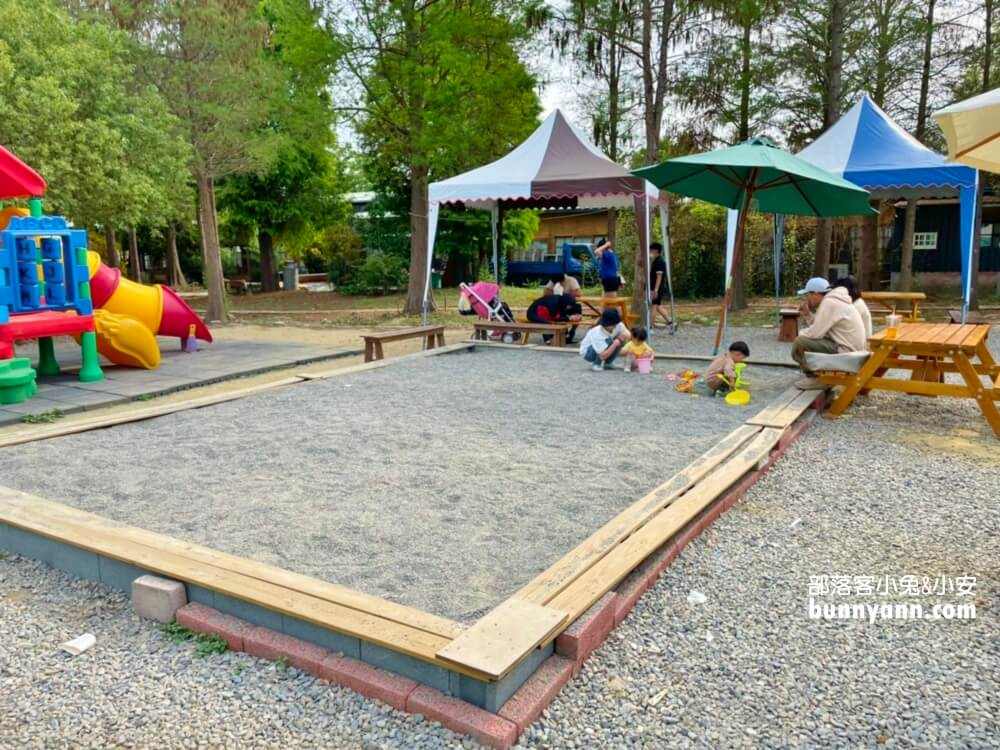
165;224;186;288
899;200;917;291
606;209;617;251
127;226;141;282
104;225;120;268
196;170;227;322
858;208;880;292
815;0;848;278
914;0;936;142
404;165;430;315
259;230;279;292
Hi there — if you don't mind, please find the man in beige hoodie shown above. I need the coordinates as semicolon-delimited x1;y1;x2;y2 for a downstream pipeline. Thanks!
791;277;867;388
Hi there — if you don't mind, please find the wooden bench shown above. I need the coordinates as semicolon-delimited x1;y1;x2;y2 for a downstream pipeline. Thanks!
362;325;445;363
472;320;573;346
225;275;251;295
861;291;926;322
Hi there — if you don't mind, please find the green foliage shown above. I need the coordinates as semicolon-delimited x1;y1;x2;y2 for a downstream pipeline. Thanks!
275;655;290;672
355;0;541;190
0;0;190;228
20;409;65;424
159;621;228;657
343;253;409;295
319;224;365;287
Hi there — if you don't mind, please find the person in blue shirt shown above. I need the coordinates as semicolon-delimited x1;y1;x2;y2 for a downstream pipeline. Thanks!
594;238;620;295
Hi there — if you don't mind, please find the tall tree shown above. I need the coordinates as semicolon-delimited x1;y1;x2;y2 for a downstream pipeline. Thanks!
784;0;865;278
0;0;189;243
218;0;343;292
675;0;784;308
110;0;285;322
345;0;540;314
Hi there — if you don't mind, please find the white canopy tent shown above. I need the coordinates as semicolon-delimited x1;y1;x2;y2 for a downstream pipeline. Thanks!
423;110;665;327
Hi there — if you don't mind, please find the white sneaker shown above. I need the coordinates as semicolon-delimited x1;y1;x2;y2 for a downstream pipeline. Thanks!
624;364;632;373
592;363;604;372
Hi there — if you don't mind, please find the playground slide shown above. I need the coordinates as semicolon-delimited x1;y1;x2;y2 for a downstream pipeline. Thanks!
85;251;212;369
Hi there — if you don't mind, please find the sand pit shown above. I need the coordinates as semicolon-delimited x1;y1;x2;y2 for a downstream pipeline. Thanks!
0;347;797;621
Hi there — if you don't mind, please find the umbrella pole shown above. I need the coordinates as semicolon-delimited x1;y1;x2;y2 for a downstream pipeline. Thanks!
713;196;751;354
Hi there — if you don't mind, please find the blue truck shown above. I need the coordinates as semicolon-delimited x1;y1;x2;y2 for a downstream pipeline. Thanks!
504;242;599;286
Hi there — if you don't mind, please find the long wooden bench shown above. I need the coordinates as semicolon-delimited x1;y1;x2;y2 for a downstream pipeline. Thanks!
471;320;573;346
362;325;445;363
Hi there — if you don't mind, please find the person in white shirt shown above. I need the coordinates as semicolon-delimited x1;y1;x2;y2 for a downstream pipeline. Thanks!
833;277;872;339
544;273;582;298
579;308;631;371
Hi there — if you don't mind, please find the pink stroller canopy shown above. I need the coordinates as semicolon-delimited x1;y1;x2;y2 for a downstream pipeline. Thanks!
461;282;501;318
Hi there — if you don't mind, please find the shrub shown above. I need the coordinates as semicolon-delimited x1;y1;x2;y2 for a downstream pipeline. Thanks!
341;253;408;295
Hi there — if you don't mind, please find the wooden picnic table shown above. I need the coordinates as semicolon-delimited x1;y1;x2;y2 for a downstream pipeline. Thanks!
577;296;630;329
861;291;927;322
818;323;1000;438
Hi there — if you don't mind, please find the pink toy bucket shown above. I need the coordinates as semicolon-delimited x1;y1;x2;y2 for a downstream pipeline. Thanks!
636;357;653;374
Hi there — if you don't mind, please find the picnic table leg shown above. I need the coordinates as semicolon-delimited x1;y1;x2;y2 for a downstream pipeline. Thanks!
555;328;566;347
975;340;999;377
437;332;445;348
425;333;435;351
364;340;373;363
373;341;384;361
827;345;891;417
952;350;1000;438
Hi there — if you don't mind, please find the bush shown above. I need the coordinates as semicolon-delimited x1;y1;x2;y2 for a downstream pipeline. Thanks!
341;253;408;295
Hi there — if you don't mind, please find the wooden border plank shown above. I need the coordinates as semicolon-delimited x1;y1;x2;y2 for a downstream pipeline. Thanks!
745;389;822;429
436;599;567;679
0;488;493;679
744;385;809;427
546;428;784;622
0;376;304;449
300;342;474;379
8;490;463;640
515;424;762;607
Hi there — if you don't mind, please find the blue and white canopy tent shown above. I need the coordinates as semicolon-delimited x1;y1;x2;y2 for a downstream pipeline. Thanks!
797;94;980;320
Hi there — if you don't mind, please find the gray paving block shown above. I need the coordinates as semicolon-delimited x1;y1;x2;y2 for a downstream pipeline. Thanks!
459;642;553;712
213;592;283;632
281;616;361;659
1;398;76;416
98;557;149;592
359;641;451;694
0;409;22;426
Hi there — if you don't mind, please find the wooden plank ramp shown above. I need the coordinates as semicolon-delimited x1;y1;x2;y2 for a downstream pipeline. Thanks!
301;342;474;380
0;377;305;449
746;387;823;428
436;600;566;680
514;423;762;607
545;428;782;622
3;488;463;640
0;487;487;679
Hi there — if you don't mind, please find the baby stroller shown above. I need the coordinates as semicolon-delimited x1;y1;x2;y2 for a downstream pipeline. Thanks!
459;281;517;342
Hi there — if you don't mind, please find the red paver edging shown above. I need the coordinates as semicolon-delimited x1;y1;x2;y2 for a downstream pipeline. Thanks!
166;403;822;749
407;686;519;749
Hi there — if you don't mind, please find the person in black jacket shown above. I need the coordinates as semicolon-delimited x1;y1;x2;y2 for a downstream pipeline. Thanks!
526;293;583;344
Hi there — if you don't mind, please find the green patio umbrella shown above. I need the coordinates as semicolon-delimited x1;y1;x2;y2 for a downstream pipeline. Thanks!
633;137;875;352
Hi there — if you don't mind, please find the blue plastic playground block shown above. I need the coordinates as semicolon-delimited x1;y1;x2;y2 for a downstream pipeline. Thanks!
41;237;62;260
1;215;92;316
15;237;35;261
17;262;37;287
19;285;40;309
45;283;66;306
42;261;64;283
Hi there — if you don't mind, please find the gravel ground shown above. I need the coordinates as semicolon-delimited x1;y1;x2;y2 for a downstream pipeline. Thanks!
0;347;796;622
649;321;796;364
519;388;999;749
2;385;995;749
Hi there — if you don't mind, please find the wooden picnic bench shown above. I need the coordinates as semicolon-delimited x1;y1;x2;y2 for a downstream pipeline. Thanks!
362;325;445;363
472;320;573;346
861;291;926;322
816;323;1000;438
577;296;631;329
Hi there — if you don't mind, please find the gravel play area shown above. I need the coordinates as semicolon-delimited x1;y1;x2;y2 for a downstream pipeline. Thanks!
0;347;796;622
2;381;995;749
